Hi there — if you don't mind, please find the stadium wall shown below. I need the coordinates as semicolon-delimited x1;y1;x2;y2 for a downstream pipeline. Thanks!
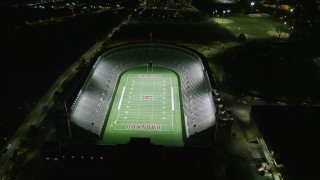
69;42;216;140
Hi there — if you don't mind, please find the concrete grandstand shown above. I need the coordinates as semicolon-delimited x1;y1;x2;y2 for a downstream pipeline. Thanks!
69;43;216;145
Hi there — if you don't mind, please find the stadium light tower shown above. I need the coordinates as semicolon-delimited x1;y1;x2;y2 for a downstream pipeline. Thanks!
250;2;255;14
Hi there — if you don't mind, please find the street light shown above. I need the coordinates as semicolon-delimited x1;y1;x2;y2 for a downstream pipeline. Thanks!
290;26;294;35
215;10;218;17
289;8;294;22
227;10;230;17
222;10;225;25
250;2;255;14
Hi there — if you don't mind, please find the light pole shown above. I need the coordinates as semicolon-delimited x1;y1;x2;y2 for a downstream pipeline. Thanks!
227;10;230;17
213;11;215;18
250;2;255;14
289;8;294;22
290;26;294;35
215;10;218;17
222;10;225;25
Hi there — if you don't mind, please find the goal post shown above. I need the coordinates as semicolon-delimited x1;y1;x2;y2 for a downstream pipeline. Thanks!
147;60;153;72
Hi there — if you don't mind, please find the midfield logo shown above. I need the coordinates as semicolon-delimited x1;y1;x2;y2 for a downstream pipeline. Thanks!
141;95;153;100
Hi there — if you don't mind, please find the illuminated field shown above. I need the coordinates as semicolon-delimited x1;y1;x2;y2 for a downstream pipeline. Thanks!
214;14;290;39
101;67;184;146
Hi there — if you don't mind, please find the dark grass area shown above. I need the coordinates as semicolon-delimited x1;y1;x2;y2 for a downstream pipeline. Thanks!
38;141;220;180
217;40;320;103
251;105;320;180
225;153;256;180
110;22;236;44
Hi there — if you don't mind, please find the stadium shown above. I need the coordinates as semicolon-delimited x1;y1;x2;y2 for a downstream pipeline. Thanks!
41;43;225;179
69;42;217;146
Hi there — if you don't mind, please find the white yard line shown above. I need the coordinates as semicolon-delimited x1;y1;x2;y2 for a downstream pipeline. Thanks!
171;87;174;111
136;76;144;122
184;115;189;137
170;75;174;130
151;77;156;124
118;86;126;110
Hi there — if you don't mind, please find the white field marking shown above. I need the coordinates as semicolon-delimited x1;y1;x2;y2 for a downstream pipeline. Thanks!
184;115;189;138
114;127;173;131
114;74;131;127
116;74;176;130
171;87;174;111
118;86;126;110
136;75;145;122
170;75;174;130
151;76;156;124
116;119;173;122
115;120;172;124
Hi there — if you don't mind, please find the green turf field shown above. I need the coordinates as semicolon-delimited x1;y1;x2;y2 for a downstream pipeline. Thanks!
101;66;184;146
213;14;290;39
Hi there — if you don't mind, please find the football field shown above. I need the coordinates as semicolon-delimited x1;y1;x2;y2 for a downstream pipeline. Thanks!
101;66;184;146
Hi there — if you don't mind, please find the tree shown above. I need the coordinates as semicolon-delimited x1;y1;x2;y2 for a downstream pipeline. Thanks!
53;90;63;104
238;33;246;41
275;24;285;38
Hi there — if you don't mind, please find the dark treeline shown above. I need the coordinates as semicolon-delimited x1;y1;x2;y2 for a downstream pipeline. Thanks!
0;7;131;147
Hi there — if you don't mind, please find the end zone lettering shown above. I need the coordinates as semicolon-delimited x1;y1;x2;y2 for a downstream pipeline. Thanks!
126;124;161;130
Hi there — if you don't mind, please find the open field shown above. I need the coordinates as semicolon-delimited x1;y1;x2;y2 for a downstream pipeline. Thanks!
213;14;290;39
